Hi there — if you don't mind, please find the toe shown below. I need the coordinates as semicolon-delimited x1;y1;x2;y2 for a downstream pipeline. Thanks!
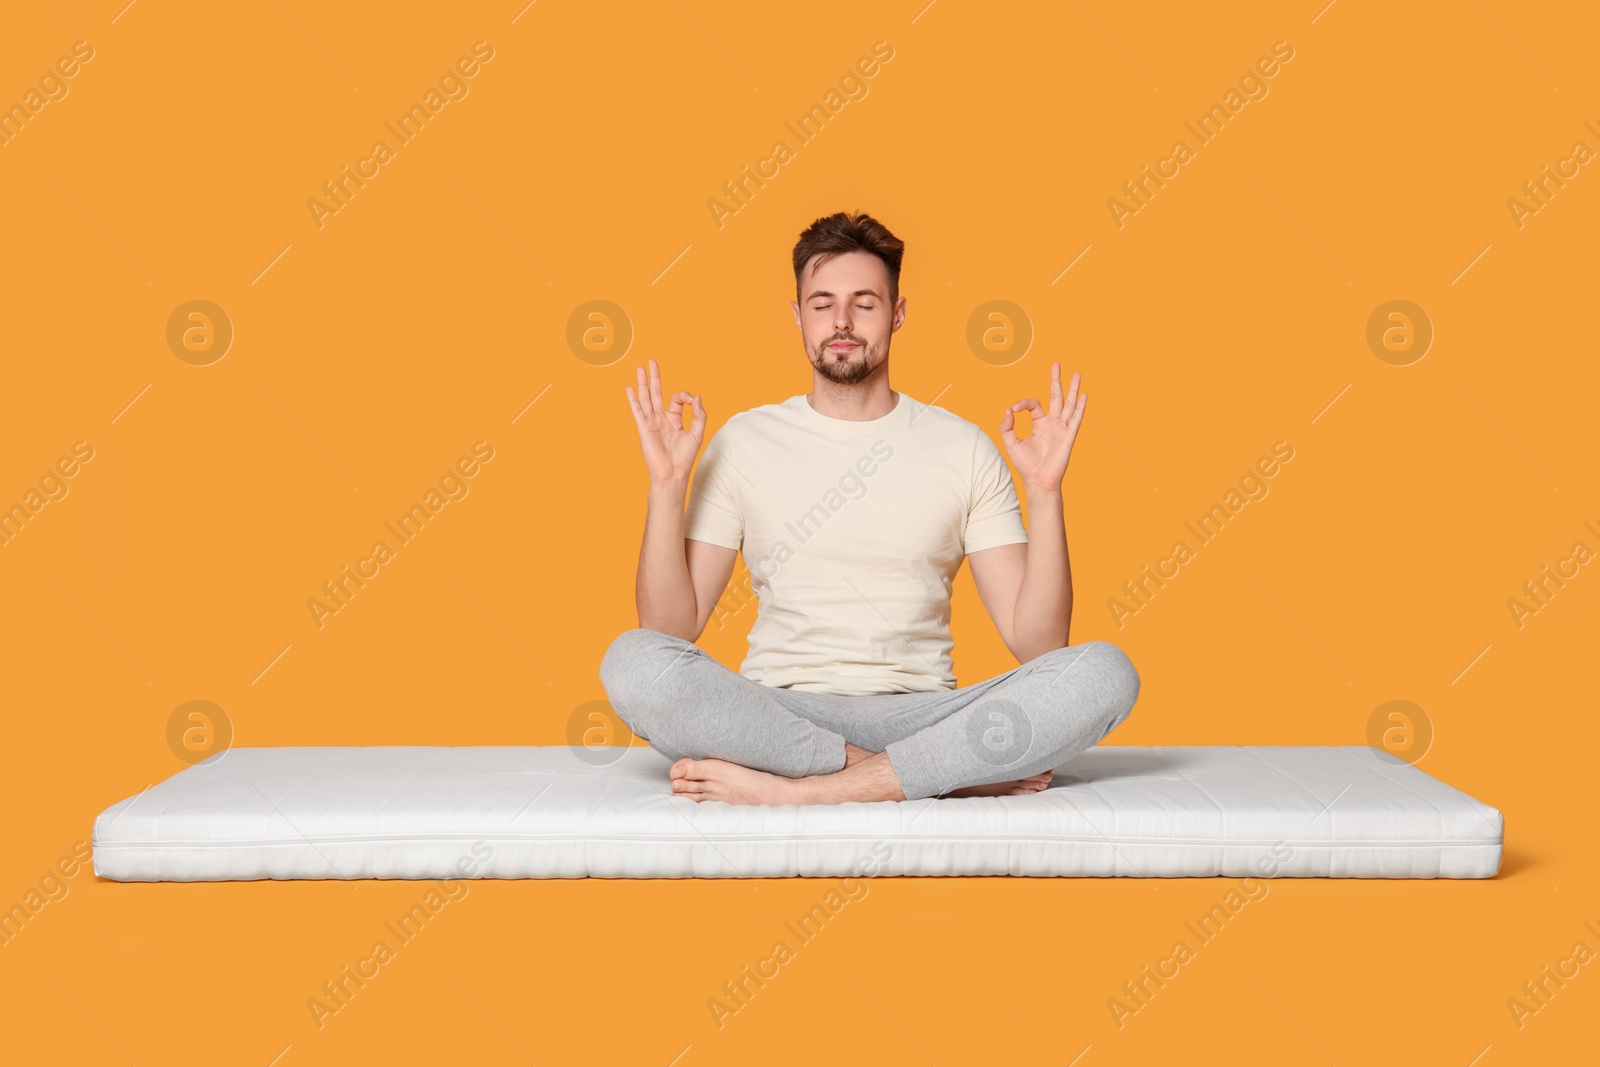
680;759;716;781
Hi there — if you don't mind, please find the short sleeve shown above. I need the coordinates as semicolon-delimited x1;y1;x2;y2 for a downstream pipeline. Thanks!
683;430;744;551
963;430;1027;554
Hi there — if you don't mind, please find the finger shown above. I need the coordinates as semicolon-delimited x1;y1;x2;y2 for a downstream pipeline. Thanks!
688;394;707;442
624;384;644;422
648;358;664;413
1066;391;1087;437
667;390;691;422
1048;362;1062;418
1012;398;1045;421
999;406;1017;450
1063;372;1080;414
636;366;655;413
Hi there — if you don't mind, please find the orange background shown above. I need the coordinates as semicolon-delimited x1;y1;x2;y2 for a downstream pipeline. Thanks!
3;1;1597;1062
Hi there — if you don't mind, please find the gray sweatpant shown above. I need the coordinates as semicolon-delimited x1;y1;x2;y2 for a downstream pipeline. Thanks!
597;628;1141;801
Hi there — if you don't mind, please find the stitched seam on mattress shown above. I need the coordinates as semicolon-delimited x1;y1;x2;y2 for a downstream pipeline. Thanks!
1165;760;1228;876
1330;746;1457;878
94;834;1503;849
147;769;216;835
1163;750;1228;829
1332;745;1454;829
369;755;429;827
1239;747;1340;812
1063;782;1143;879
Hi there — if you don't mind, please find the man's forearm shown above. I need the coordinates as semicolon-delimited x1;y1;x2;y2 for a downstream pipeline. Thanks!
636;476;698;639
1011;485;1073;659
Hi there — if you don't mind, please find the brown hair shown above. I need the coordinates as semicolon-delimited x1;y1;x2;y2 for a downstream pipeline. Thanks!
792;211;905;305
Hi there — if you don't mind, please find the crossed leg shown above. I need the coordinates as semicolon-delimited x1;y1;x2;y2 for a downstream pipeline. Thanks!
597;628;1140;805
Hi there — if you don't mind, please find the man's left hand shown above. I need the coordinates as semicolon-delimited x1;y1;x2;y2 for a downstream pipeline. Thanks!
1000;361;1086;494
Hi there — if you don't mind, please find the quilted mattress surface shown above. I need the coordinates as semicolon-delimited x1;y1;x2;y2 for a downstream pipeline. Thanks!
92;745;1504;881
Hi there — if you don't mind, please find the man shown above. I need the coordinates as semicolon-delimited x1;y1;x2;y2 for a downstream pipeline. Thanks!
599;211;1140;806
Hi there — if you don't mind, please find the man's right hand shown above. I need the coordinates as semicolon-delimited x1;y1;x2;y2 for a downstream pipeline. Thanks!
624;358;706;484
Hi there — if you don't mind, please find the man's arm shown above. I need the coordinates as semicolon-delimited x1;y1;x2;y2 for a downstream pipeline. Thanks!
625;358;739;642
636;477;737;640
969;486;1071;662
972;362;1088;661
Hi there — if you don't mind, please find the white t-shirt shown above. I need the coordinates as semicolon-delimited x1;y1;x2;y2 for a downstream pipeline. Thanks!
683;390;1028;695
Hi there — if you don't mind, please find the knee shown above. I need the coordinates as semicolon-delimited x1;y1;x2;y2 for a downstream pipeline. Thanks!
1043;640;1140;730
598;628;659;718
599;628;651;696
597;628;690;735
1079;641;1140;728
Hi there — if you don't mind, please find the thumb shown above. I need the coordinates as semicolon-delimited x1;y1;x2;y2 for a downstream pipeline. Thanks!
999;406;1017;452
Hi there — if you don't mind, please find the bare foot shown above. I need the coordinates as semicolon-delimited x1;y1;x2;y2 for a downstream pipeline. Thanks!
669;750;906;806
670;757;804;805
946;770;1054;798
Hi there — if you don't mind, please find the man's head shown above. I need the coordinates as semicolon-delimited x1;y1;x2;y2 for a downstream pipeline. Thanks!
791;212;906;386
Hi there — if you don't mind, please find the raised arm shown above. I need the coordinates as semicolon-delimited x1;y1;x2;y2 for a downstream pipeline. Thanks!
971;362;1086;661
624;358;735;641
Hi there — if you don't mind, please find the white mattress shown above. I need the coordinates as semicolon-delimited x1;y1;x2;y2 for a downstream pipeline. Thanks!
92;745;1503;881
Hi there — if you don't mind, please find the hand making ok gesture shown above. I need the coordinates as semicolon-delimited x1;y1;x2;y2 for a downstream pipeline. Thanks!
1000;362;1086;494
624;357;707;485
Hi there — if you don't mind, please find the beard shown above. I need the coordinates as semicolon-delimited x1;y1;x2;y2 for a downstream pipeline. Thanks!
811;335;882;385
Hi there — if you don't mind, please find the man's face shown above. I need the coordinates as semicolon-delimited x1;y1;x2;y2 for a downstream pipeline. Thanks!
792;251;905;386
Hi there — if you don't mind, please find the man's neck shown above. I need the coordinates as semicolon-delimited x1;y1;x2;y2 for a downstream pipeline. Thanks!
806;376;898;422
